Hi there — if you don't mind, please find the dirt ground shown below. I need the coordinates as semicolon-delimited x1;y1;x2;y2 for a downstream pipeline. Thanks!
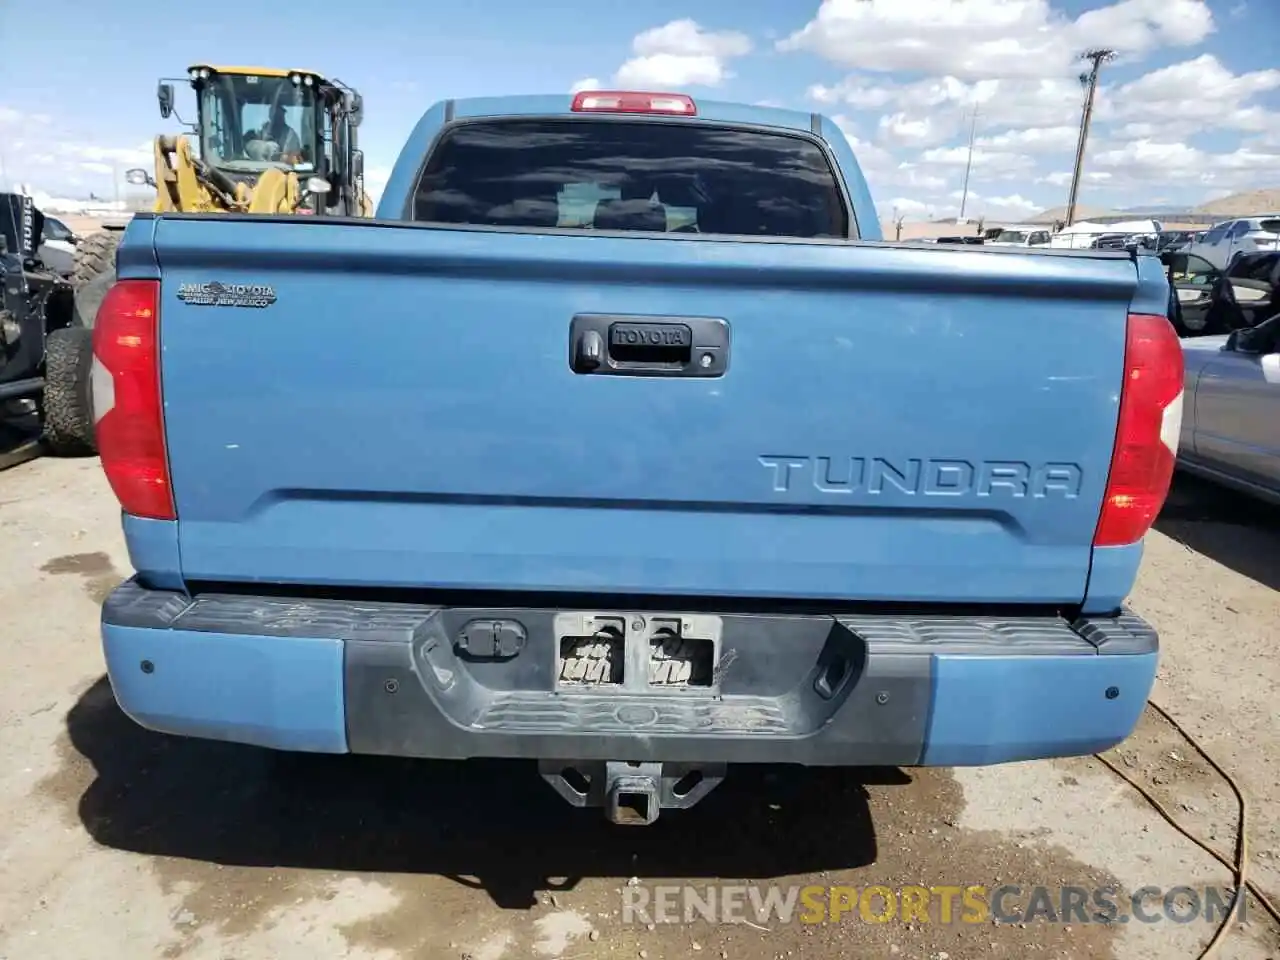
0;458;1277;960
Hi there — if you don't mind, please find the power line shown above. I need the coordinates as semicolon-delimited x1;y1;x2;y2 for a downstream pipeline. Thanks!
1065;48;1115;227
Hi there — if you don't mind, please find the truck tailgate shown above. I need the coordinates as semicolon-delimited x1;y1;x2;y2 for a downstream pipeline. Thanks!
151;218;1135;604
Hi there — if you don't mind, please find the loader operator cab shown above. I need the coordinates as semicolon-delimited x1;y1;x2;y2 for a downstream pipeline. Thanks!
244;102;305;166
155;64;368;216
194;68;319;174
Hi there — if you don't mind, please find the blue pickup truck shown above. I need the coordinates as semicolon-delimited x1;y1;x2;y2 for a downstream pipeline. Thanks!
92;91;1183;825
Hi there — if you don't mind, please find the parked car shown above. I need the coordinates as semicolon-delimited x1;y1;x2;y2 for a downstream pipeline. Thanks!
1156;229;1202;253
1164;251;1280;337
985;227;1051;247
1186;215;1280;270
89;90;1178;826
1163;250;1221;335
1178;313;1280;504
38;216;78;277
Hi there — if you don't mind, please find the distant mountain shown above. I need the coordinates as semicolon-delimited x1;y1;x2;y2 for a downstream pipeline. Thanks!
1027;203;1119;223
1193;189;1280;217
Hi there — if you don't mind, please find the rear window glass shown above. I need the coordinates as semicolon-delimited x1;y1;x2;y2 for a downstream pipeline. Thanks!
1258;219;1280;234
411;118;850;239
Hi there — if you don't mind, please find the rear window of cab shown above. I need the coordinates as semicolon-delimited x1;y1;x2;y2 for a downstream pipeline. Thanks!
411;118;851;240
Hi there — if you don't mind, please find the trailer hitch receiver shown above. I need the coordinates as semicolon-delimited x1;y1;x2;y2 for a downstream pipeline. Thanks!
539;759;726;825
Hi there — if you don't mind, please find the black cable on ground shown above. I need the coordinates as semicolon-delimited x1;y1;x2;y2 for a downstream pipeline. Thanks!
1094;700;1280;959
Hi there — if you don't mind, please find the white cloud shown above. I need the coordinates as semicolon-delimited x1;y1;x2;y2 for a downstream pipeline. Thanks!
919;145;1036;177
1037;170;1112;187
570;77;602;94
613;19;752;88
830;114;897;176
893;165;949;192
831;115;956;202
779;0;1213;81
0;105;156;197
975;125;1079;152
877;190;1040;222
796;5;1280;217
0;105;51;126
1096;54;1280;132
811;74;1086;132
881;197;933;217
72;143;151;166
950;191;1042;216
1119;122;1158;138
877;112;948;147
1244;129;1280;151
1072;0;1214;52
13;190;129;214
1091;139;1280;189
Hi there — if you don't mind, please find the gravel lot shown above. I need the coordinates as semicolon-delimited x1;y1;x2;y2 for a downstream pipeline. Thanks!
0;456;1277;960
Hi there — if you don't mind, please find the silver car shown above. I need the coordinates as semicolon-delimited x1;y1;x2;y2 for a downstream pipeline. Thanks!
1186;215;1280;271
1178;314;1280;504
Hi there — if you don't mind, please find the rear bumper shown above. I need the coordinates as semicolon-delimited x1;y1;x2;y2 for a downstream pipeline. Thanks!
100;579;1158;768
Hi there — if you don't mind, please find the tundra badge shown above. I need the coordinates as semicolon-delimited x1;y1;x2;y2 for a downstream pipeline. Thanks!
176;281;277;308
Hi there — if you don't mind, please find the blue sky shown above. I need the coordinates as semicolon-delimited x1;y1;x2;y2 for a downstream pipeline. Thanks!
1;0;1277;220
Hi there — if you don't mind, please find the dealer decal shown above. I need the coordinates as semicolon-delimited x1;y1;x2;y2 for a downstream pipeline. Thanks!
176;281;277;308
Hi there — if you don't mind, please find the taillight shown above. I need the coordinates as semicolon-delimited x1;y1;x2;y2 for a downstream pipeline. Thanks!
1093;312;1183;547
91;279;174;520
570;91;697;116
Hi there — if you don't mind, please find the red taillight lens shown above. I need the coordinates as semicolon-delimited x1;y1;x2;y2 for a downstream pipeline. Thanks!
1093;312;1184;547
570;91;697;116
92;279;174;520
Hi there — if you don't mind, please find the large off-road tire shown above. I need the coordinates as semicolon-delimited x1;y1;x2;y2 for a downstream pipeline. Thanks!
42;326;97;456
72;230;122;327
73;269;115;331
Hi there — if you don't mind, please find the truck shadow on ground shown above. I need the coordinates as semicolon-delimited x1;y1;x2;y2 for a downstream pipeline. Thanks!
60;676;906;909
1154;473;1280;591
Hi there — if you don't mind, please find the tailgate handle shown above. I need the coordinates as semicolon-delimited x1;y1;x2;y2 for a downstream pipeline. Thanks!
569;315;729;378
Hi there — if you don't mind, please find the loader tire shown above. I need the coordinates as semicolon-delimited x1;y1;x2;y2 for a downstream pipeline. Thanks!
72;231;122;327
42;326;97;456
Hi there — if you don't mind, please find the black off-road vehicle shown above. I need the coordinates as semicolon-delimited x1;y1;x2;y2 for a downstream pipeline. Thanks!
0;193;96;455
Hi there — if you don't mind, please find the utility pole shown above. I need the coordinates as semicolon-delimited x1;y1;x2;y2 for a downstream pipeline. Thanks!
958;105;979;221
1065;48;1114;226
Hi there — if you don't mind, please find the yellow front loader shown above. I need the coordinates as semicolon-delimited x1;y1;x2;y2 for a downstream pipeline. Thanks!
73;64;373;299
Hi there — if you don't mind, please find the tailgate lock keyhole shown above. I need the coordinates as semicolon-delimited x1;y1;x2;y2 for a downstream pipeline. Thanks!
573;329;604;371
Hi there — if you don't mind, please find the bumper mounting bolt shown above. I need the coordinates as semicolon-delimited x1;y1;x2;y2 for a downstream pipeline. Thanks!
140;660;155;674
384;678;399;694
1105;686;1119;700
876;691;889;704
